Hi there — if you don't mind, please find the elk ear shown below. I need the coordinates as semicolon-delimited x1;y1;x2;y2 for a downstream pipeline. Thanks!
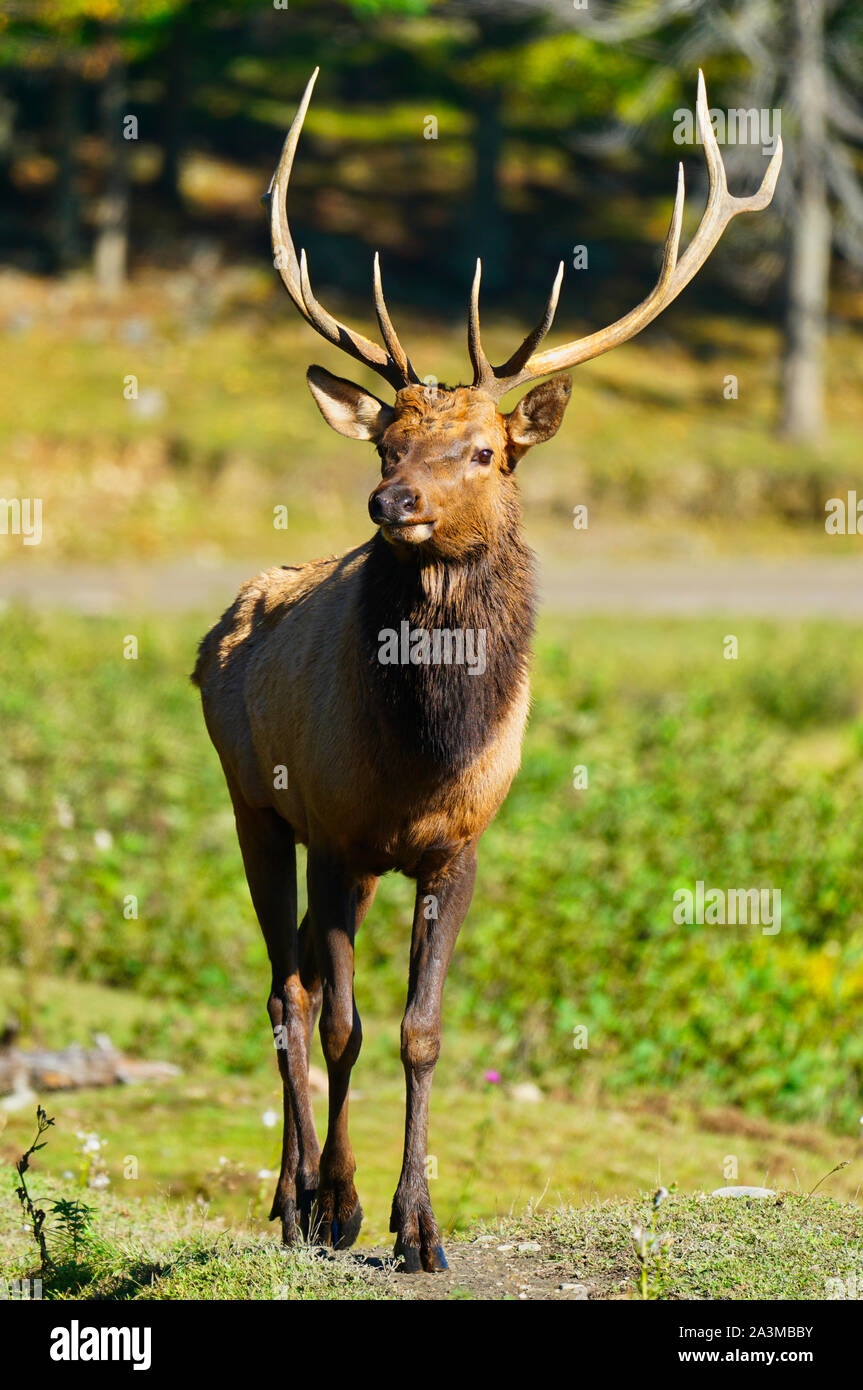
505;375;572;463
306;365;395;441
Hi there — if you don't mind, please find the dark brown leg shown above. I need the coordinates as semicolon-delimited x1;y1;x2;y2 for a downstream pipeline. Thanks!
391;841;478;1273
269;912;322;1241
230;792;321;1244
307;848;377;1249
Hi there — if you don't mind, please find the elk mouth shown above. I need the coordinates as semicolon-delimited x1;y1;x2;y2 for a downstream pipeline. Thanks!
380;519;437;544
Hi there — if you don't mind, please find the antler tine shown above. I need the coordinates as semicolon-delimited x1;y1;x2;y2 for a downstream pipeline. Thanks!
266;67;318;308
493;261;565;380
470;258;564;391
662;161;686;283
483;70;782;399
298;245;405;386
468;259;494;389
670;67;783;289
298;245;348;345
266;68;411;391
373;253;420;384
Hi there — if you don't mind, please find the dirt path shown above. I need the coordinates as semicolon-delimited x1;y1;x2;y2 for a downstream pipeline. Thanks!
540;556;863;617
336;1238;601;1301
2;555;863;617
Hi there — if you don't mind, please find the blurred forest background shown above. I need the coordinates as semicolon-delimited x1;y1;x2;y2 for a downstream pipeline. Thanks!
2;0;863;1250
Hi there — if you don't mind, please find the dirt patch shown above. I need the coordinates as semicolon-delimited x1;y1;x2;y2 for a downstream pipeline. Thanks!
337;1238;609;1301
693;1105;827;1152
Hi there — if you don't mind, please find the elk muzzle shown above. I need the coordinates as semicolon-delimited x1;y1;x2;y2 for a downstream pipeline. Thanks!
369;481;435;543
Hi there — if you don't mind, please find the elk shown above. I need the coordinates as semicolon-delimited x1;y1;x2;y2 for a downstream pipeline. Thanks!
193;69;780;1272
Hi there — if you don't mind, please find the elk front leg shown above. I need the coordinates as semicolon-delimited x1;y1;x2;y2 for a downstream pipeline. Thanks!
307;849;375;1249
391;841;478;1273
230;791;321;1245
269;912;321;1242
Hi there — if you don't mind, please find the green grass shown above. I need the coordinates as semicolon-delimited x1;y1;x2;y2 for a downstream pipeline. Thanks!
3;603;863;1295
1;1171;400;1301
2;607;863;1132
2;1009;862;1254
491;1193;863;1301
3;1157;860;1300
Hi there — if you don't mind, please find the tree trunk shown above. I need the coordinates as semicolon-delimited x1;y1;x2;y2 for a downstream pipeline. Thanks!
781;0;830;441
0;82;16;213
157;16;188;208
54;64;82;271
93;44;129;295
468;85;509;296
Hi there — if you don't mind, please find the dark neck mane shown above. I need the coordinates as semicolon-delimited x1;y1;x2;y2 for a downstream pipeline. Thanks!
358;508;535;768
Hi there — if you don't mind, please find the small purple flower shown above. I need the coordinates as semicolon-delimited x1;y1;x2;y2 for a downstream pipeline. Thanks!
484;1070;501;1085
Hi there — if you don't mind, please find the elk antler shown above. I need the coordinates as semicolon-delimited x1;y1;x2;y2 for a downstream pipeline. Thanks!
470;70;783;401
266;68;420;391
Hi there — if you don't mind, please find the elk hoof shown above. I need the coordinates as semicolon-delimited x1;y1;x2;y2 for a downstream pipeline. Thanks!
394;1236;448;1274
270;1192;302;1246
394;1238;423;1273
298;1185;319;1241
280;1201;301;1247
332;1199;364;1251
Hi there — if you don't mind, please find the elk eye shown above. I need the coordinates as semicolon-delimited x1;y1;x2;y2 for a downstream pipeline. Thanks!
474;448;494;466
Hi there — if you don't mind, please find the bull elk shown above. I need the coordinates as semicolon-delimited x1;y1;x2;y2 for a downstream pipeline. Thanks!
193;69;781;1272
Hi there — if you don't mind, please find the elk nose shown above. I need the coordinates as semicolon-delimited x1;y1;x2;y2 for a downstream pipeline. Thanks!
369;484;420;526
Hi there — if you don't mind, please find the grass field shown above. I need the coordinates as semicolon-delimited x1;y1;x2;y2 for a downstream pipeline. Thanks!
3;1152;862;1300
2;603;863;1285
2;606;863;1130
3;603;856;1295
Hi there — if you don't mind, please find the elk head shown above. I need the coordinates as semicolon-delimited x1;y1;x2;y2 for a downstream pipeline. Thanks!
266;68;782;560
